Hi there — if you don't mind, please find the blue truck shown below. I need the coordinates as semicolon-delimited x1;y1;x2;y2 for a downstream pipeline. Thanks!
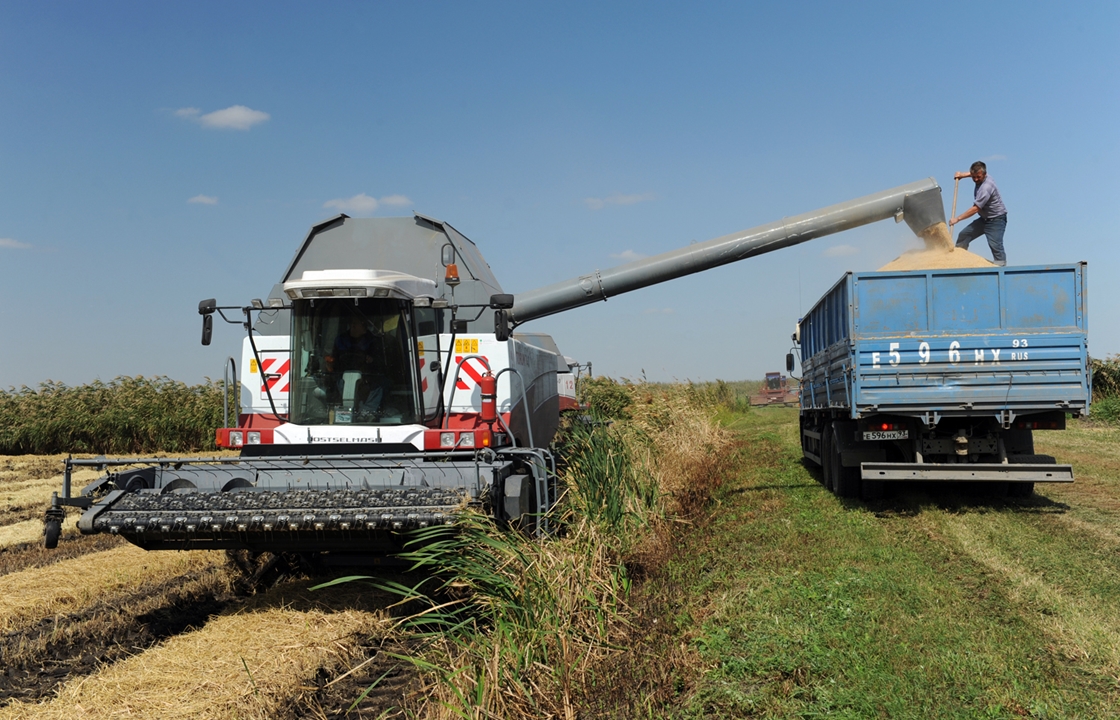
790;262;1089;499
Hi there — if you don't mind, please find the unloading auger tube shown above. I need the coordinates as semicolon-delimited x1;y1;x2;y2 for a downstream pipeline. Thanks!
498;178;944;331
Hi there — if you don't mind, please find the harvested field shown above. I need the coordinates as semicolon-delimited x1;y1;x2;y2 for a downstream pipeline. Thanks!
0;546;223;633
0;458;417;718
0;590;389;719
0;535;124;578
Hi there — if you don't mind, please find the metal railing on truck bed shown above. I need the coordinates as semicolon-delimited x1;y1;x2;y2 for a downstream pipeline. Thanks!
795;262;1088;494
799;263;1089;423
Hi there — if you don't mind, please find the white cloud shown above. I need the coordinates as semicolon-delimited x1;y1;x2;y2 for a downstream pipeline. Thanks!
379;194;412;207
322;193;413;215
0;238;30;250
188;194;218;205
610;249;645;262
823;244;859;257
175;105;270;130
584;193;656;210
324;193;380;215
199;105;270;130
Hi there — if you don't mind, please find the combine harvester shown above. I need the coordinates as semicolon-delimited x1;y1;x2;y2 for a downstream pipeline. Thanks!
45;179;946;559
749;372;799;407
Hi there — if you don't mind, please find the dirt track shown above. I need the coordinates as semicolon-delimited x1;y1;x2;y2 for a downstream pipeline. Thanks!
0;456;417;718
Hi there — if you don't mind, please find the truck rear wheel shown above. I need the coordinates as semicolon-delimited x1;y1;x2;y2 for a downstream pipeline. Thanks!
828;430;860;499
860;479;885;501
821;426;834;491
1006;454;1052;498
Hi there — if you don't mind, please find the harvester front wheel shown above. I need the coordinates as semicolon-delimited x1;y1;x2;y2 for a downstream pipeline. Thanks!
44;517;62;549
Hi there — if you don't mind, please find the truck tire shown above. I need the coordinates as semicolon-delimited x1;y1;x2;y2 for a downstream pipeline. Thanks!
1006;454;1054;498
860;479;885;501
820;426;834;491
828;429;860;499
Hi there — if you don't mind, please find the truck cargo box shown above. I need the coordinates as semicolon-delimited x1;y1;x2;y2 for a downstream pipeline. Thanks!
799;263;1089;423
794;263;1088;498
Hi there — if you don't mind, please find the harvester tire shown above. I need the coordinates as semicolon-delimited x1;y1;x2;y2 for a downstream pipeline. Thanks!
44;518;62;549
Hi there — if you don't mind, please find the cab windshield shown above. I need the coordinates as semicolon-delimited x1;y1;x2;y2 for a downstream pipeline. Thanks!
289;298;420;426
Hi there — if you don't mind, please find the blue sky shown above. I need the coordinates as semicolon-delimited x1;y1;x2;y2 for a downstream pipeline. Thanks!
1;2;1116;388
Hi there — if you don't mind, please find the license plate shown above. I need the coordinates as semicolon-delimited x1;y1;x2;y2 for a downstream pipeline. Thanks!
863;430;908;441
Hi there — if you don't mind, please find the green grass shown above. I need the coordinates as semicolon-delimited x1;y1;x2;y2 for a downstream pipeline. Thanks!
655;408;1120;718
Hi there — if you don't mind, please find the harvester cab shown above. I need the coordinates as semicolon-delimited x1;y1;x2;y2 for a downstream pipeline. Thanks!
45;179;948;557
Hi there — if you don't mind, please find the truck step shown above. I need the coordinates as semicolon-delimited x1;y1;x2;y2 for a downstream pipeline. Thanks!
860;462;1073;483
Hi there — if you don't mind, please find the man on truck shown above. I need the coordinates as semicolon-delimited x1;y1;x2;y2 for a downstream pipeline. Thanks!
949;160;1008;266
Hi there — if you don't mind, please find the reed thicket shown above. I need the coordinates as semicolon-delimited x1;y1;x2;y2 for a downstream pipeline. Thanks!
327;377;737;718
1090;356;1120;424
0;376;231;454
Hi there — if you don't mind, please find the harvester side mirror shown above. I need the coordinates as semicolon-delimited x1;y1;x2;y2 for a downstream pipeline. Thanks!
198;298;216;346
490;293;514;309
786;353;795;374
494;309;511;342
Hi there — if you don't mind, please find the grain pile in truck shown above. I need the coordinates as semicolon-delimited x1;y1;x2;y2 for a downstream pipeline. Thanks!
879;221;995;271
45;178;950;558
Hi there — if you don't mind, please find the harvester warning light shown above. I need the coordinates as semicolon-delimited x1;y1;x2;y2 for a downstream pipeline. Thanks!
455;338;479;354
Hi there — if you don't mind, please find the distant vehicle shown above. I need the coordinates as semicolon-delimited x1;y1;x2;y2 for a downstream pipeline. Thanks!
750;372;798;406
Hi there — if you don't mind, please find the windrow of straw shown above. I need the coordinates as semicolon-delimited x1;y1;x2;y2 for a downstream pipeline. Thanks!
0;376;234;454
0;517;77;549
0;545;223;633
340;378;736;718
0;604;385;720
0;468;101;526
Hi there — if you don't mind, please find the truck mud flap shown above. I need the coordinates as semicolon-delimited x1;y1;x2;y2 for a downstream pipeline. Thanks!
860;462;1073;483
